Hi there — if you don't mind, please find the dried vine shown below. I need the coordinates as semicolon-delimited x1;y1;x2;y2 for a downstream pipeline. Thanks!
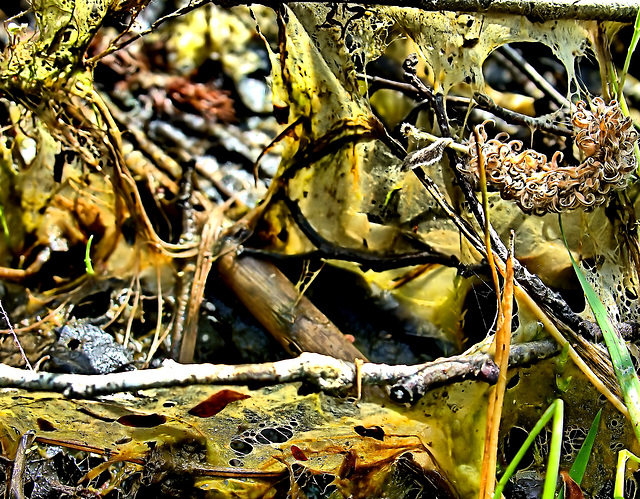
461;98;638;215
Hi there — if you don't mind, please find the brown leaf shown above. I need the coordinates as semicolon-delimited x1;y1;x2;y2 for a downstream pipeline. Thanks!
188;389;251;418
561;471;584;499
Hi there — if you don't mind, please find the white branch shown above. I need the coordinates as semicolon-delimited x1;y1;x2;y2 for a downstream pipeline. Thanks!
0;341;558;400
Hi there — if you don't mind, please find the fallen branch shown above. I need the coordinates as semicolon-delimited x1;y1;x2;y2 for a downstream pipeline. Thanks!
0;341;559;399
262;0;638;22
217;246;367;362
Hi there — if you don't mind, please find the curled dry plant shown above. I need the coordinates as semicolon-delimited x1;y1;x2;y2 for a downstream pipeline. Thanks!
461;98;638;215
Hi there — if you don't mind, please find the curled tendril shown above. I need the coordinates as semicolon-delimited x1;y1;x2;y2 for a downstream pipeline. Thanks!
460;97;638;215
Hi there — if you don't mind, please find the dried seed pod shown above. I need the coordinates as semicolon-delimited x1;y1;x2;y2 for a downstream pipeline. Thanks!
460;98;638;215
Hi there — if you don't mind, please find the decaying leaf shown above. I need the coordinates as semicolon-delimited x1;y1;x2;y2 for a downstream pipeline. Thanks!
188;389;251;417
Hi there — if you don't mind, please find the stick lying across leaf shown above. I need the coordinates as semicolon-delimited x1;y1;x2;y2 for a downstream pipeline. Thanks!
0;342;558;399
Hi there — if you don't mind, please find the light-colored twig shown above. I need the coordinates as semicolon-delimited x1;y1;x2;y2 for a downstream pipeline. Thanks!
0;300;32;370
0;342;558;399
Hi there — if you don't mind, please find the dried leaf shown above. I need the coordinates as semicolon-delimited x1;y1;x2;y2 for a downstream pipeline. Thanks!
291;444;308;461
187;389;251;417
561;470;585;499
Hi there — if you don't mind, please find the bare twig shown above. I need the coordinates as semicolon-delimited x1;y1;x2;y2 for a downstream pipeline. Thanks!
497;45;571;109
85;0;640;69
0;248;51;284
217;246;368;362
8;430;35;499
472;93;572;136
0;342;559;399
87;0;213;63
111;0;640;27
0;300;32;370
275;195;468;271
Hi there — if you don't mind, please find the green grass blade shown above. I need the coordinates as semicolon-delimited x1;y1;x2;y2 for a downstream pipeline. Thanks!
557;408;601;499
559;215;640;445
85;234;95;276
569;409;601;485
619;8;640;96
615;450;640;499
543;399;563;499
494;400;562;499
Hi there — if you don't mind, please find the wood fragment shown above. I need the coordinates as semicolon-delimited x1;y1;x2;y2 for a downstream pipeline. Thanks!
8;430;35;499
217;250;367;362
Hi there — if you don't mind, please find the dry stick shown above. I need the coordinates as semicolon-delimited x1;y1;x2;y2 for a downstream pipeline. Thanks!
0;248;51;283
479;234;515;499
84;0;639;68
178;202;229;363
217;248;367;362
91;0;640;49
273;0;639;22
279;194;467;271
498;45;571;109
0;344;559;398
361;74;572;137
472;93;572;136
0;300;32;371
8;430;35;499
514;286;628;416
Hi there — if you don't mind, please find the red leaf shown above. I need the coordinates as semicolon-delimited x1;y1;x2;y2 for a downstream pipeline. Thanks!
188;389;251;418
117;413;167;427
291;445;308;461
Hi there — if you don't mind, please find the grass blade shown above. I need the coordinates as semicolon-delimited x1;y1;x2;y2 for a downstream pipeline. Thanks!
557;408;602;499
559;215;640;445
85;234;95;276
569;409;601;485
619;8;640;96
543;398;564;499
494;399;563;499
615;450;640;499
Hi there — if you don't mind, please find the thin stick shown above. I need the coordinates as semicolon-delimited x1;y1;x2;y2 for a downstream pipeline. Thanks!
479;233;514;499
513;286;628;417
498;45;571;109
0;299;32;370
0;344;558;398
8;430;36;499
